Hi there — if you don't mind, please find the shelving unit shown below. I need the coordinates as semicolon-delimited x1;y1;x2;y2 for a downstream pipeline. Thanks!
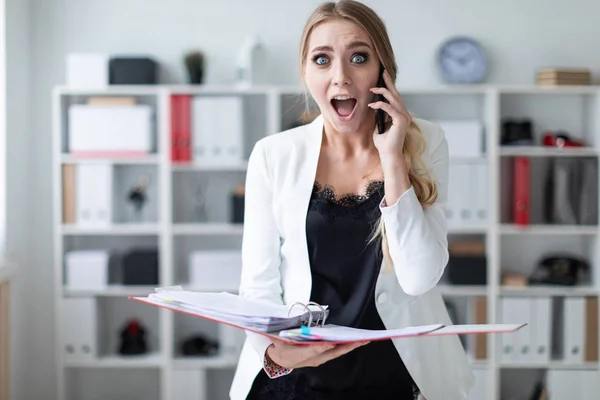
52;84;600;400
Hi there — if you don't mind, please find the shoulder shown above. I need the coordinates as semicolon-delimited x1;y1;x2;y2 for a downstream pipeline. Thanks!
250;117;319;164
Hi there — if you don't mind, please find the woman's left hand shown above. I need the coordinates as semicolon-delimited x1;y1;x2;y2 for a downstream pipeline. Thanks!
368;69;412;159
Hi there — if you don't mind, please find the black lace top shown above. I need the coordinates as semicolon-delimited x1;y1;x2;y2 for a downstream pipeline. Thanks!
247;180;419;400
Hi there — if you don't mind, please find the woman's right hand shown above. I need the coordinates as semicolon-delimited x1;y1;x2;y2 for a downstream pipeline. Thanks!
266;340;369;369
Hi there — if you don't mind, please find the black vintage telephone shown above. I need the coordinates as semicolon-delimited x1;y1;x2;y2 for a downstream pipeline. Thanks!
375;63;388;134
528;255;589;286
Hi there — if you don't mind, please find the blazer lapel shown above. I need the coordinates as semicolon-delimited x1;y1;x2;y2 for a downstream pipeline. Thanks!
289;115;323;303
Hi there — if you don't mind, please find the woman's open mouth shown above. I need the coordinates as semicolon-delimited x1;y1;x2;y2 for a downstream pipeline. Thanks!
330;96;357;121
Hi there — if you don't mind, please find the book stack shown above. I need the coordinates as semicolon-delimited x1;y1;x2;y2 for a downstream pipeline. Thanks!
536;68;591;86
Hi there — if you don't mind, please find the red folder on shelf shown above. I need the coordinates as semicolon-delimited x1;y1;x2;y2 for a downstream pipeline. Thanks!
130;288;526;345
170;95;192;162
514;156;530;225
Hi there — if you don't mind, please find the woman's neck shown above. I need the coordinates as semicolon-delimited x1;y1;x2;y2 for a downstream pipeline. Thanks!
322;120;377;160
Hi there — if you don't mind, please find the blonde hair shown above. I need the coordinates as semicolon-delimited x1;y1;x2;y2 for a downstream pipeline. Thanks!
299;0;438;271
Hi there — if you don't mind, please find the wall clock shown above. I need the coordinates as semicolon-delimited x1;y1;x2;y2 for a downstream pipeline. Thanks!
437;36;488;84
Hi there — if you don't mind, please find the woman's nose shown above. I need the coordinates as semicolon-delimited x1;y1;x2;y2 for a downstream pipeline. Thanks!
331;63;351;86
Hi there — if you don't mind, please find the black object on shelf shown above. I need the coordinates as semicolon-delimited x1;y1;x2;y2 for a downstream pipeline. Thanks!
446;255;487;285
528;255;589;286
122;248;159;285
501;119;533;145
183;51;205;84
231;185;245;224
181;335;219;356
109;57;157;85
118;318;148;356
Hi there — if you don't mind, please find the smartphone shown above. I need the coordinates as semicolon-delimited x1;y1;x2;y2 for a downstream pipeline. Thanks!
375;64;388;134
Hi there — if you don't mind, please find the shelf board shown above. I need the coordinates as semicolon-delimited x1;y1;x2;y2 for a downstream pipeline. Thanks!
437;284;488;297
500;285;597;297
56;86;161;96
63;285;157;297
61;154;160;165
499;361;599;370
497;85;600;94
64;352;163;368
172;223;243;235
448;226;489;235
61;224;160;235
499;224;598;235
173;354;239;369
499;146;598;157
171;161;248;171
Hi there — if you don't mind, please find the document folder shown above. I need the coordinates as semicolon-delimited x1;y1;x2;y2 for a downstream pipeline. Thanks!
130;287;526;345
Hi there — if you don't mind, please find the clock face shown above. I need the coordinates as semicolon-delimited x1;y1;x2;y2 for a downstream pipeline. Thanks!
437;37;488;84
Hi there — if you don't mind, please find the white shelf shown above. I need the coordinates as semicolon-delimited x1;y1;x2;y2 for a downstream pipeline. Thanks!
63;285;157;297
172;223;243;235
171;161;248;171
499;224;599;235
499;362;599;370
172;354;239;369
448;226;489;235
64;352;164;368
61;223;160;235
497;85;600;94
52;84;600;400
499;146;598;157
61;154;160;165
500;285;597;297
55;85;161;96
438;284;488;297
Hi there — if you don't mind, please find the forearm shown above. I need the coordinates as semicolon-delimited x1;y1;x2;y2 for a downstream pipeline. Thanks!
381;154;412;206
380;189;448;295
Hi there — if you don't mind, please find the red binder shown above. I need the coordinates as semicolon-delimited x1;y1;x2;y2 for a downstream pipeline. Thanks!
513;156;530;225
170;95;180;162
170;95;192;162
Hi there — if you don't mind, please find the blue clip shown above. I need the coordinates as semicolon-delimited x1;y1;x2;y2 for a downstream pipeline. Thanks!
300;325;311;336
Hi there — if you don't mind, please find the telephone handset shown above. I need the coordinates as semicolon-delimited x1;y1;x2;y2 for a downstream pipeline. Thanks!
375;64;389;134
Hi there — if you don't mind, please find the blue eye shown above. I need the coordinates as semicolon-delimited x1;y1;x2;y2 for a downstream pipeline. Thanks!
312;54;329;65
352;53;369;63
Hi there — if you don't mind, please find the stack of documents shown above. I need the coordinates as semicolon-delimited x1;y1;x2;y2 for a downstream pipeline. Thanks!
131;288;526;345
140;288;328;333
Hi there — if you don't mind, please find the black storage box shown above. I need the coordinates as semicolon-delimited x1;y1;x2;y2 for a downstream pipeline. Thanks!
122;248;159;285
447;255;487;285
109;57;158;85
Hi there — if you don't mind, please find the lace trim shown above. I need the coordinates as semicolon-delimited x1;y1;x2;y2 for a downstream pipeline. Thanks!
312;180;384;206
309;180;384;221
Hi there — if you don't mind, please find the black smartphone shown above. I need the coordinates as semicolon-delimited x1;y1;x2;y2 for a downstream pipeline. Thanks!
375;64;388;134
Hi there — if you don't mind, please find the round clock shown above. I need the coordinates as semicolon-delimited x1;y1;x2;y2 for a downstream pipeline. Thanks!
436;36;488;84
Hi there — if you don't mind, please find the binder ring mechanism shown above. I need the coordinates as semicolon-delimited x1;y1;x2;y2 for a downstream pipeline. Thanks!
288;301;328;328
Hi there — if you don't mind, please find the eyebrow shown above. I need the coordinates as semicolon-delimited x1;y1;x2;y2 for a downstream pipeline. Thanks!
310;40;372;53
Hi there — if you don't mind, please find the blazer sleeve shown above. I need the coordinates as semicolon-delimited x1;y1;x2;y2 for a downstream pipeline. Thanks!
379;124;450;296
238;139;284;364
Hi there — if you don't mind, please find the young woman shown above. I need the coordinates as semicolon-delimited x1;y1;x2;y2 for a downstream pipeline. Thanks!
230;1;474;399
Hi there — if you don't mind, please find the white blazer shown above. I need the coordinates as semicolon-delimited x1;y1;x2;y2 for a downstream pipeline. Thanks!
229;115;475;400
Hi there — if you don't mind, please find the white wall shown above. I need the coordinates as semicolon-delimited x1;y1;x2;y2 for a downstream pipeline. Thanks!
20;0;600;399
6;0;31;399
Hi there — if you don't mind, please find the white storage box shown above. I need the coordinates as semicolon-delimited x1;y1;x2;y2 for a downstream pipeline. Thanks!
62;298;98;362
65;250;109;290
188;250;242;291
68;104;153;156
434;120;484;158
66;53;109;89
